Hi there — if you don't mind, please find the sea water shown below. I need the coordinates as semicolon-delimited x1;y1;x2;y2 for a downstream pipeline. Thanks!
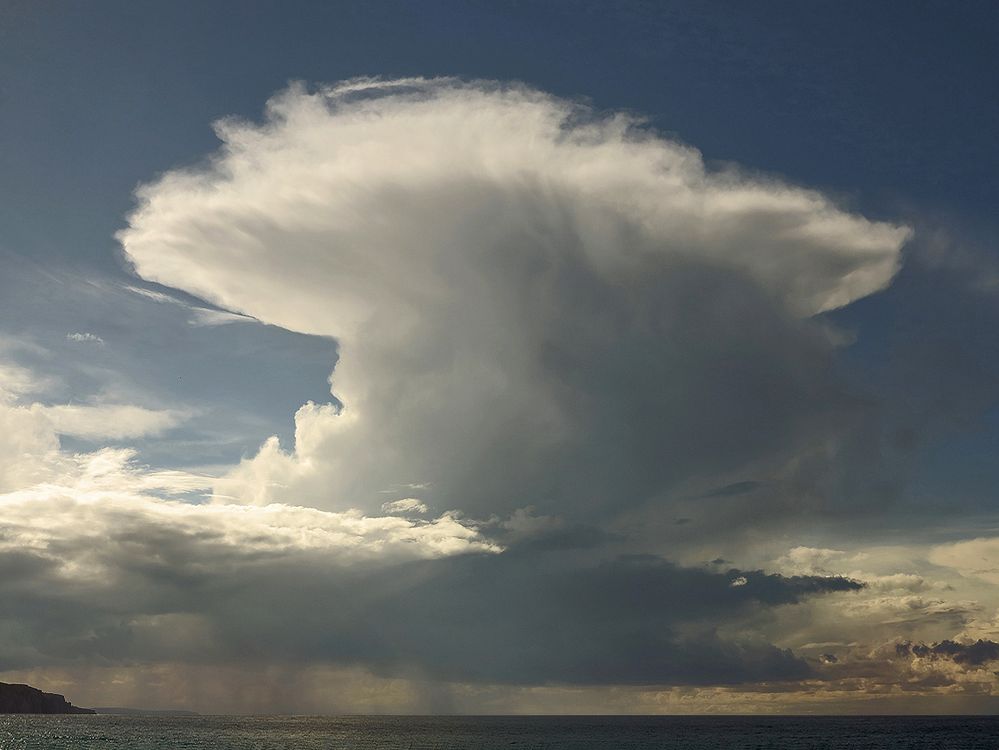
2;714;998;749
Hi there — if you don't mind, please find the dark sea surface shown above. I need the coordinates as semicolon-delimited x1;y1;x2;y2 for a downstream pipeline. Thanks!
2;715;999;750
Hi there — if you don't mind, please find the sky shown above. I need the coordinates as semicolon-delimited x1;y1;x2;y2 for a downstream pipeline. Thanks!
2;0;999;714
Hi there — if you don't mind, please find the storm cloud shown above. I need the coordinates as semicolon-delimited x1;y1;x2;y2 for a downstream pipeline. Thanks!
119;78;910;531
0;78;925;707
895;640;999;667
0;476;861;686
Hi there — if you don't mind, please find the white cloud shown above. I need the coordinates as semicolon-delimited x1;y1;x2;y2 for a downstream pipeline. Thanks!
0;363;63;491
31;403;184;440
381;497;428;515
0;405;500;657
929;537;999;585
117;79;911;522
0;357;186;487
0;451;499;571
0;375;491;565
125;284;256;327
0;362;53;399
0;347;498;577
0;345;185;443
66;332;104;345
187;307;255;327
121;78;909;325
499;506;565;539
0;396;61;492
774;546;850;575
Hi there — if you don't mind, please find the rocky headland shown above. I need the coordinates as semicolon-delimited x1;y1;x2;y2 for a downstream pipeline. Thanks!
0;682;95;714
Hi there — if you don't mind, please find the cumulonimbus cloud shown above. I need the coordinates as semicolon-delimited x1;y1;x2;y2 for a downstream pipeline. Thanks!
3;76;909;698
119;78;911;524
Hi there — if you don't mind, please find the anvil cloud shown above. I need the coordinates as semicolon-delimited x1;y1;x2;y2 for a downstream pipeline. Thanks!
8;77;967;712
120;78;910;525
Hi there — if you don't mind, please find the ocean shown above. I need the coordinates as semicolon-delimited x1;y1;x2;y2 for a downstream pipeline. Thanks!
1;715;998;749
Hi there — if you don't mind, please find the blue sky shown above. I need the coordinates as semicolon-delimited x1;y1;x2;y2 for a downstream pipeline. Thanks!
2;1;999;714
4;1;998;468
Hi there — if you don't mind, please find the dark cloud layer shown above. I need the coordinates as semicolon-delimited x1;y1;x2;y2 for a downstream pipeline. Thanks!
214;552;862;686
0;516;861;686
896;640;999;668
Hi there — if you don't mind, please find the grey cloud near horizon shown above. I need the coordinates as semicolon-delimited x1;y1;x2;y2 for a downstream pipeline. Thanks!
0;440;864;690
0;485;863;686
895;639;999;667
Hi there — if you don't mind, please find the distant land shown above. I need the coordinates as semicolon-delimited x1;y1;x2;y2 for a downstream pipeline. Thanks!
0;682;95;714
94;707;200;717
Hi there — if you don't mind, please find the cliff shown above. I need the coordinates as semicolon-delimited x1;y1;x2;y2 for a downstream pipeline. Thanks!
0;682;95;714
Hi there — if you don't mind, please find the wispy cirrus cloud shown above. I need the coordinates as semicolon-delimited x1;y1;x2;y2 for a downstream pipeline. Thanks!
125;285;257;327
29;403;185;440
